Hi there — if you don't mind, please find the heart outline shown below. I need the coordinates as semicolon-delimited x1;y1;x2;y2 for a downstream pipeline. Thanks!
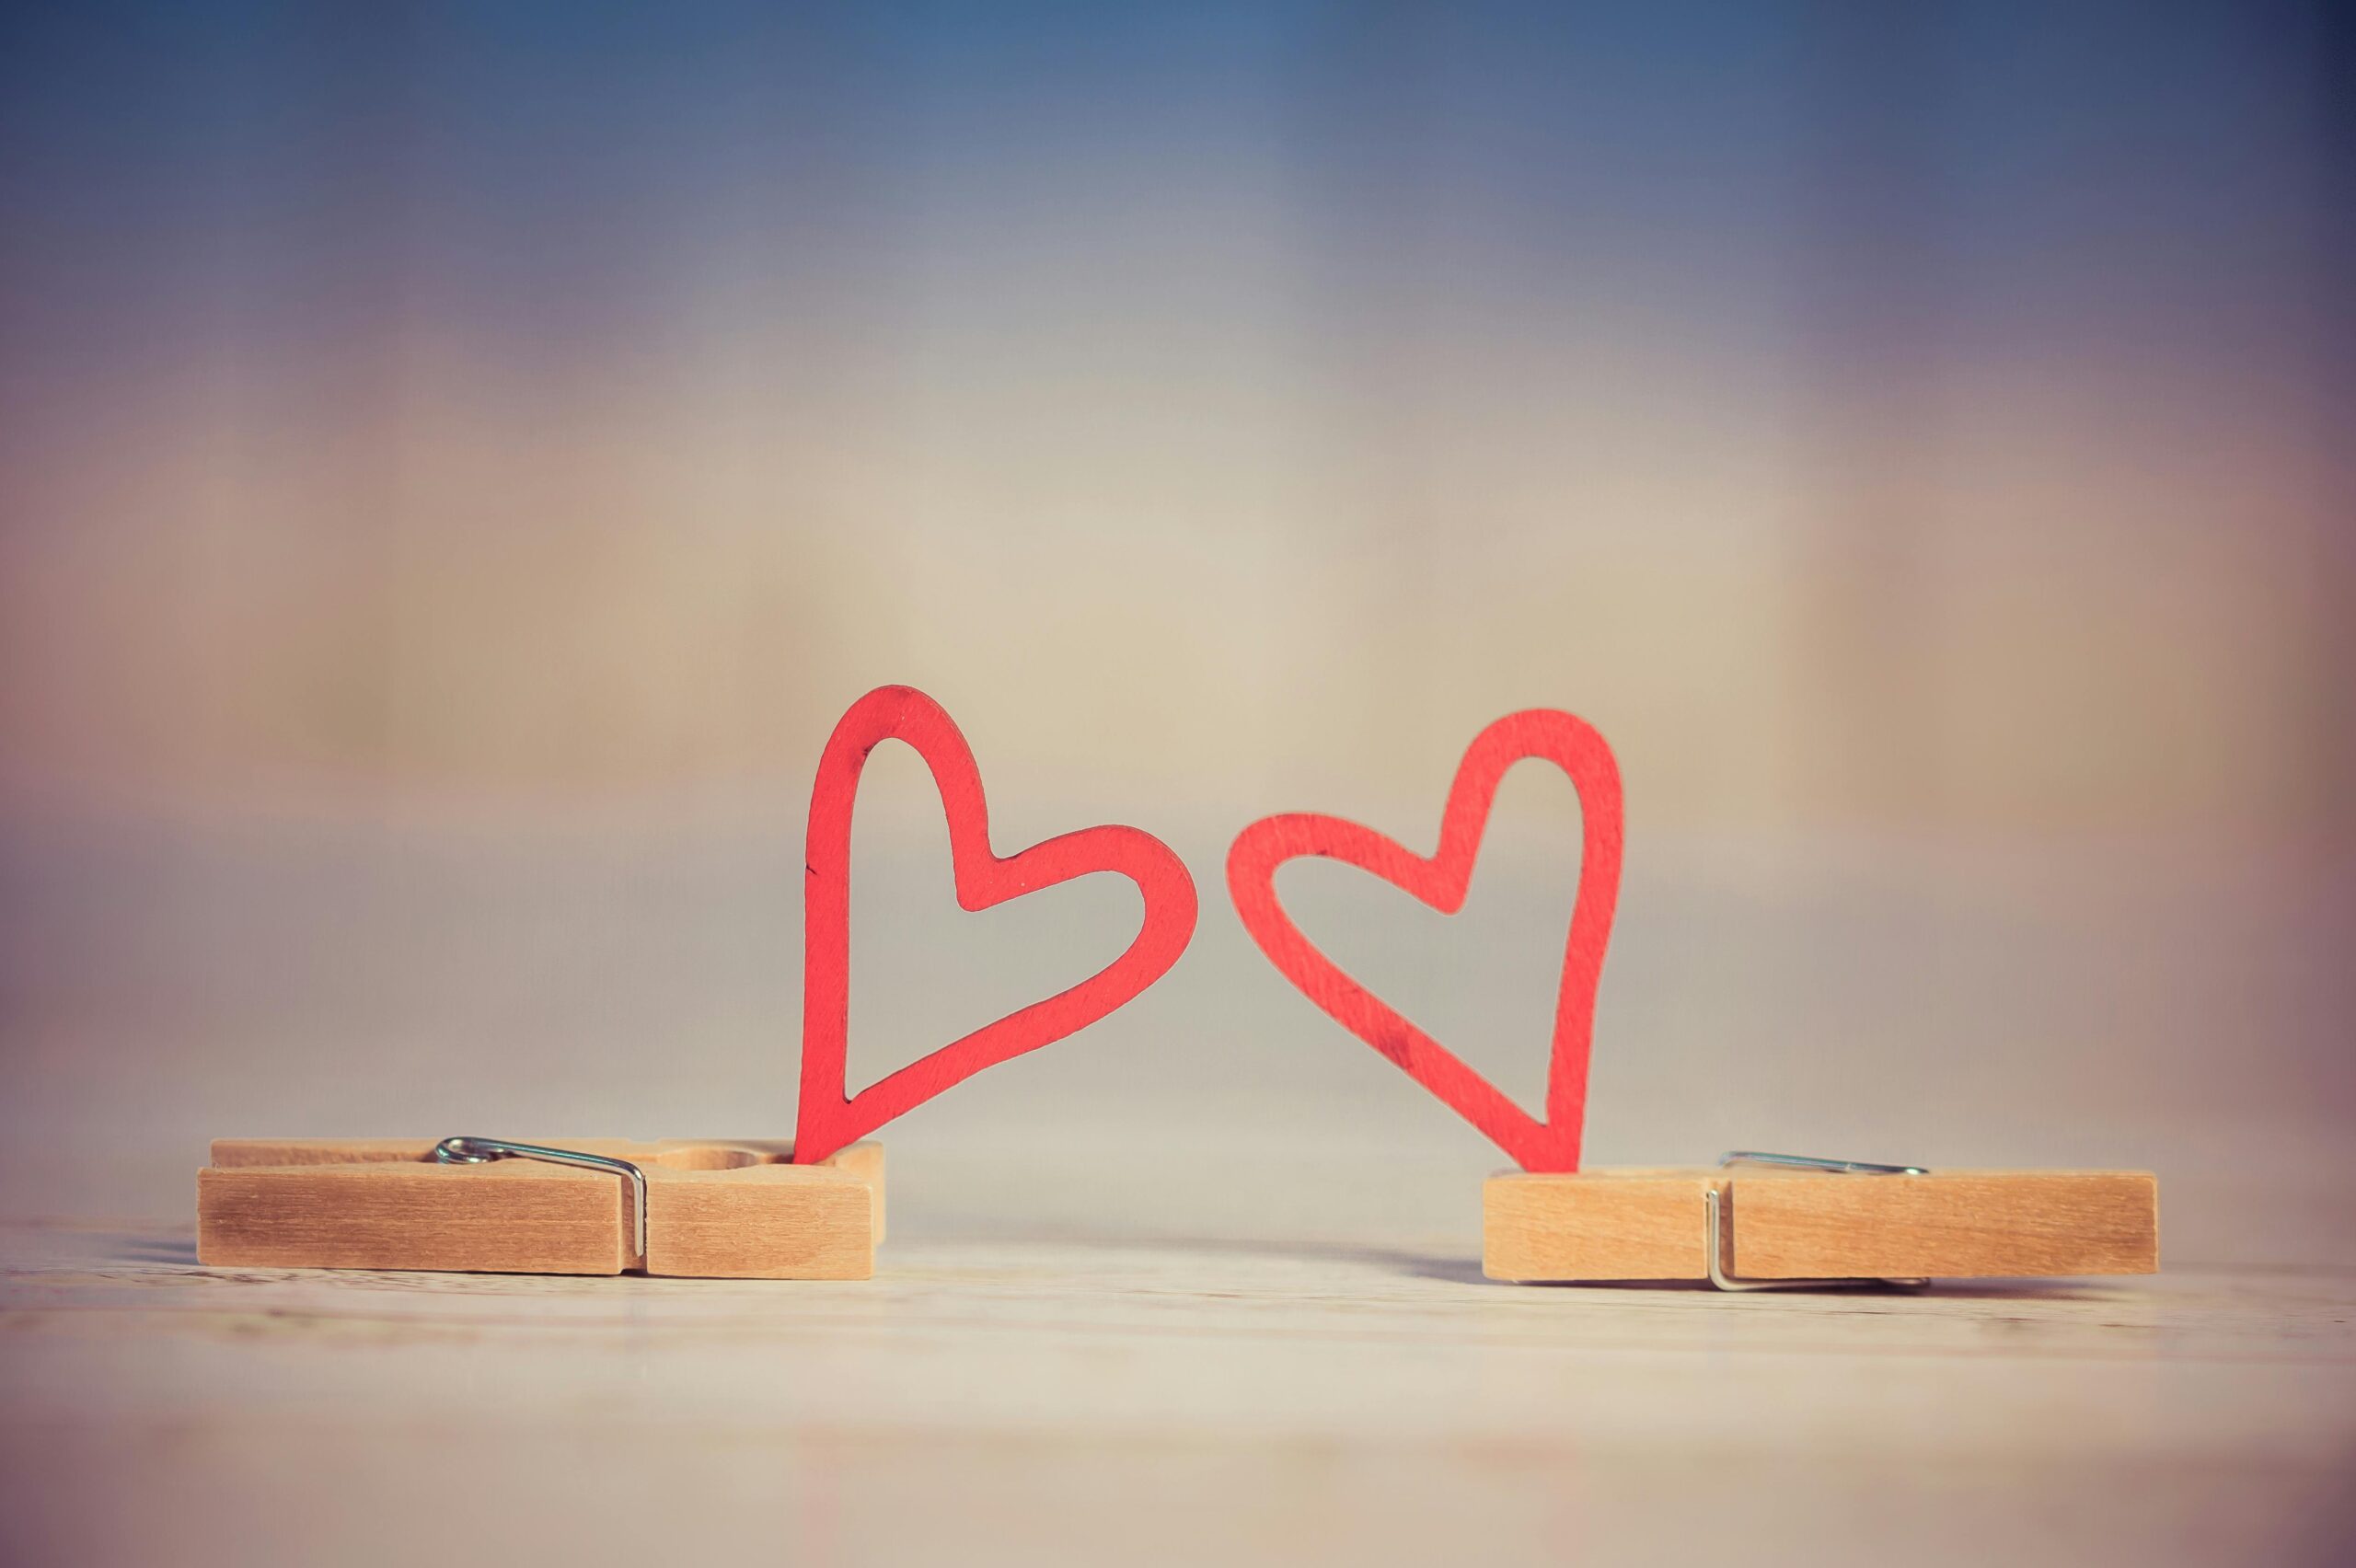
1224;709;1623;1172
795;685;1199;1164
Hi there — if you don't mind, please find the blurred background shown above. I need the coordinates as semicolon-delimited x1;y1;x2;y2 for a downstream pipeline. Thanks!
0;0;2348;1260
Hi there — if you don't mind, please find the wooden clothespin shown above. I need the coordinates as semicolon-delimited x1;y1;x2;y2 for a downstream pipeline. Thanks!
199;686;1200;1283
1229;709;2162;1290
199;1138;885;1279
1484;1152;2157;1286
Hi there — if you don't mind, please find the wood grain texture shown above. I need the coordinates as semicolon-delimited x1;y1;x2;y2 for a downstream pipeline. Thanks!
1484;1170;1715;1280
1484;1168;2158;1282
645;1163;873;1279
826;1138;887;1243
1226;709;1622;1172
8;1216;2345;1568
198;1138;883;1278
795;685;1198;1164
1733;1170;2157;1278
199;1160;631;1274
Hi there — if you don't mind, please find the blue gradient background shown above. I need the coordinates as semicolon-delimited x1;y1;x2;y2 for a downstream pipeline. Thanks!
2;4;2354;1561
0;0;2349;1262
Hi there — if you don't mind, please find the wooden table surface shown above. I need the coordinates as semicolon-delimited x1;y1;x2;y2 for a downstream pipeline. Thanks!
5;1210;2351;1566
5;824;2350;1562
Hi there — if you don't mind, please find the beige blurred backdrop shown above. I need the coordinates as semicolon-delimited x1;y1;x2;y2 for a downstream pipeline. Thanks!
0;2;2348;1260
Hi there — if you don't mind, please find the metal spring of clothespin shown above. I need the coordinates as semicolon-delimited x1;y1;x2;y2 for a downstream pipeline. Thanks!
432;1136;649;1262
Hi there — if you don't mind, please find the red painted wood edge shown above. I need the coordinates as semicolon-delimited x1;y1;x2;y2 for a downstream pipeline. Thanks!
795;686;1199;1164
1225;710;1623;1172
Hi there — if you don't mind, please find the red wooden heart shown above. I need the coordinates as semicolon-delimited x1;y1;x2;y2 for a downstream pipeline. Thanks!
794;686;1199;1164
1225;710;1623;1172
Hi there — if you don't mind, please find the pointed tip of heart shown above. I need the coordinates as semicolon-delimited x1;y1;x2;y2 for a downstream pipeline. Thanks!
1222;709;1623;1176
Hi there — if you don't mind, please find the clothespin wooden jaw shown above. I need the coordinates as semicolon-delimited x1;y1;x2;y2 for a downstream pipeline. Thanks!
1483;1154;2157;1286
198;1137;884;1280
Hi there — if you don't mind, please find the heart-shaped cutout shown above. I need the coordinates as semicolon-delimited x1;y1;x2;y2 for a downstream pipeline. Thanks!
795;686;1198;1164
1225;709;1623;1172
